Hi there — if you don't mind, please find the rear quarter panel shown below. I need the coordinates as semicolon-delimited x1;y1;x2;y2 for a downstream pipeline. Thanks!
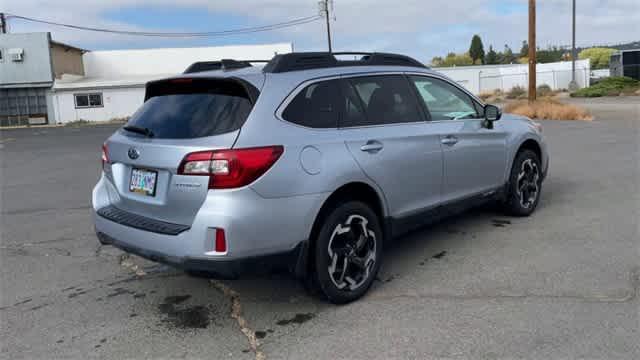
233;73;388;213
499;114;548;182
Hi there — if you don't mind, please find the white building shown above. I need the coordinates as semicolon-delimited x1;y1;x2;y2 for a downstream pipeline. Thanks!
49;43;292;124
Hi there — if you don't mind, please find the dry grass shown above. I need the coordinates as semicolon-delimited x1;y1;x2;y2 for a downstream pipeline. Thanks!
479;86;564;104
479;89;504;103
504;99;592;121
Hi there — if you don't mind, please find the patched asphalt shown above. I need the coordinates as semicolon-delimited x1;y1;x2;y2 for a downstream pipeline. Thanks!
1;97;638;359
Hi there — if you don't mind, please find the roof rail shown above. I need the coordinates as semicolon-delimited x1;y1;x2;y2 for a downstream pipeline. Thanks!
262;52;427;73
183;59;270;74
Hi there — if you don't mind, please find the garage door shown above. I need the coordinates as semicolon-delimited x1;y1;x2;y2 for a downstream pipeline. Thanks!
0;88;48;127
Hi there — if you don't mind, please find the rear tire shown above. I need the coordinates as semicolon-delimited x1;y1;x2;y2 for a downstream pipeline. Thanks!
503;150;543;216
310;201;383;304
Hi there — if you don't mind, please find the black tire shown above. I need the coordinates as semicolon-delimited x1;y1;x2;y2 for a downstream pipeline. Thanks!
310;201;383;304
503;149;543;216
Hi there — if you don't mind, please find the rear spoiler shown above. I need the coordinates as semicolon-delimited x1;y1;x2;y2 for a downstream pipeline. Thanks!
144;77;261;104
183;59;270;74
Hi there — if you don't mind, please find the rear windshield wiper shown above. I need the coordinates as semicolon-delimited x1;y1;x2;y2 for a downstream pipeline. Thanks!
123;125;155;138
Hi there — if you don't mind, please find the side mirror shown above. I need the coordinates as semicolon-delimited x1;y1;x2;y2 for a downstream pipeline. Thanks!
483;104;502;129
484;104;502;121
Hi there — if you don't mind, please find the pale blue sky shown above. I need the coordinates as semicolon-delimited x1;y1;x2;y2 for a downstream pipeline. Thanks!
4;0;638;62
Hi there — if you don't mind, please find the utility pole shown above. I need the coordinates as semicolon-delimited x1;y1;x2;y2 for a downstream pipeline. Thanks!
0;13;7;34
528;0;536;102
319;0;333;52
568;0;578;90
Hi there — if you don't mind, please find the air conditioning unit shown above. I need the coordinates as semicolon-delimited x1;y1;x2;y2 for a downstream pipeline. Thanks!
9;48;24;62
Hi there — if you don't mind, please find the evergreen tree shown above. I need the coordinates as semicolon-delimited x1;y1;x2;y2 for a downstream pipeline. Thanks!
501;44;515;64
469;35;486;65
486;45;499;65
520;40;529;58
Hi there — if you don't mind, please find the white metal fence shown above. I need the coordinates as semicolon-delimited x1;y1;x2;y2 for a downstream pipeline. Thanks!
477;69;589;93
435;60;591;94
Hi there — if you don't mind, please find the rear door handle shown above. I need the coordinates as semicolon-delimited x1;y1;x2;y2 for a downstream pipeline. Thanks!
441;135;459;146
360;140;384;153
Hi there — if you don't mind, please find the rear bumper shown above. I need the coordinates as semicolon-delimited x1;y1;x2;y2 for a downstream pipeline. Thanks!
97;231;307;279
92;173;325;276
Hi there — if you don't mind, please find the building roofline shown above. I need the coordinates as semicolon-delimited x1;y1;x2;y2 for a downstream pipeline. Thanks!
50;40;89;53
83;42;292;55
613;48;640;54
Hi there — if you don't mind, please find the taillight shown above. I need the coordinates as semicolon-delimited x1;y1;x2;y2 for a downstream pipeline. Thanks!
177;146;284;189
215;228;227;253
101;143;110;168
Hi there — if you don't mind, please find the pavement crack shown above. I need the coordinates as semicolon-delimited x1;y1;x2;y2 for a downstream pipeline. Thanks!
119;254;147;277
210;280;266;360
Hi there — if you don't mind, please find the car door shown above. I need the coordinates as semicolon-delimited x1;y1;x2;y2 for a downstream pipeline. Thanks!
408;75;507;203
340;74;444;220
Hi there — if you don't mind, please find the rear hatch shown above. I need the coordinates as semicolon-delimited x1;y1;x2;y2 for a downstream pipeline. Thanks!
102;77;257;225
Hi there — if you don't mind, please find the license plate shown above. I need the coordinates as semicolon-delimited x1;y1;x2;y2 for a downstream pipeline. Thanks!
129;168;158;196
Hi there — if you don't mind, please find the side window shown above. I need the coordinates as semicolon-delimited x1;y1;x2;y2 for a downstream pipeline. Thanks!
343;75;424;127
282;80;340;128
410;76;479;120
74;93;103;108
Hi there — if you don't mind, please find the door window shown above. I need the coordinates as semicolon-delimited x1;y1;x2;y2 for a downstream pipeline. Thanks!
410;76;480;120
341;75;424;127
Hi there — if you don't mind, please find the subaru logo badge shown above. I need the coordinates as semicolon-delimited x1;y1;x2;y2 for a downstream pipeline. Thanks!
128;147;140;160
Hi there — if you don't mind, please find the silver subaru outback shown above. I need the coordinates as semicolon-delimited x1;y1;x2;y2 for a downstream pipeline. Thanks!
93;52;548;303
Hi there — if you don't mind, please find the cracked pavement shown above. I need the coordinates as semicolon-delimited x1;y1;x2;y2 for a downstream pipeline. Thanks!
1;97;638;359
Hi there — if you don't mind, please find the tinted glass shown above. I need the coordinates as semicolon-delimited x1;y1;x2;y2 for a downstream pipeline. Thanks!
410;76;479;120
75;95;89;107
345;75;423;126
126;92;252;139
89;94;102;106
340;81;368;127
282;80;340;128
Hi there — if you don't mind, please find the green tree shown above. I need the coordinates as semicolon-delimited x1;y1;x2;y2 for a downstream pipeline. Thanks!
537;46;565;63
469;35;486;64
519;40;529;58
485;45;499;65
430;56;444;67
500;44;516;64
439;52;474;67
579;47;615;69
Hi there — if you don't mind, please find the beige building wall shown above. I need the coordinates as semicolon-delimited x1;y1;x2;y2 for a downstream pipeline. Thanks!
50;42;85;79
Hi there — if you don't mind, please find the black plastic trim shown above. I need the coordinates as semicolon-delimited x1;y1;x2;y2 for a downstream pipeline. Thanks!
263;52;427;73
389;187;505;238
183;59;270;74
96;205;190;235
96;231;305;279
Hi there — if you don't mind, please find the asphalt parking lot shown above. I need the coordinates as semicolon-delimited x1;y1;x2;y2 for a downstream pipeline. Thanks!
1;97;638;359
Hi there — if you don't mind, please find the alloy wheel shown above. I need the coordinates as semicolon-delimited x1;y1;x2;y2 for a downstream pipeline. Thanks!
326;214;377;291
516;158;540;209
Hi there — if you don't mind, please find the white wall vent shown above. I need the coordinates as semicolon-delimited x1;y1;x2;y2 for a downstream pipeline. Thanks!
9;48;24;62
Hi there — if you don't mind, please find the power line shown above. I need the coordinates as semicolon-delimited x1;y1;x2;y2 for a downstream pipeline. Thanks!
3;13;321;37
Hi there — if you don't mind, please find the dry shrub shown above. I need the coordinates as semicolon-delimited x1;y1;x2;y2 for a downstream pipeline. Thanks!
504;99;592;121
536;84;553;97
506;86;527;99
479;89;504;103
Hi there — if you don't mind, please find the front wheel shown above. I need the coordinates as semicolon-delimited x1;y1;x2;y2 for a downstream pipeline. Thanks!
503;150;543;216
311;201;383;304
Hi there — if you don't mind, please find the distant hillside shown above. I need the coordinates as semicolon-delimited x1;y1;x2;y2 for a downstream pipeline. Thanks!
577;41;640;52
610;41;640;51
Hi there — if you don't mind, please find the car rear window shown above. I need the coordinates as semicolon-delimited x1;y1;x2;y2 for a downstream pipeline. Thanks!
125;79;254;139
